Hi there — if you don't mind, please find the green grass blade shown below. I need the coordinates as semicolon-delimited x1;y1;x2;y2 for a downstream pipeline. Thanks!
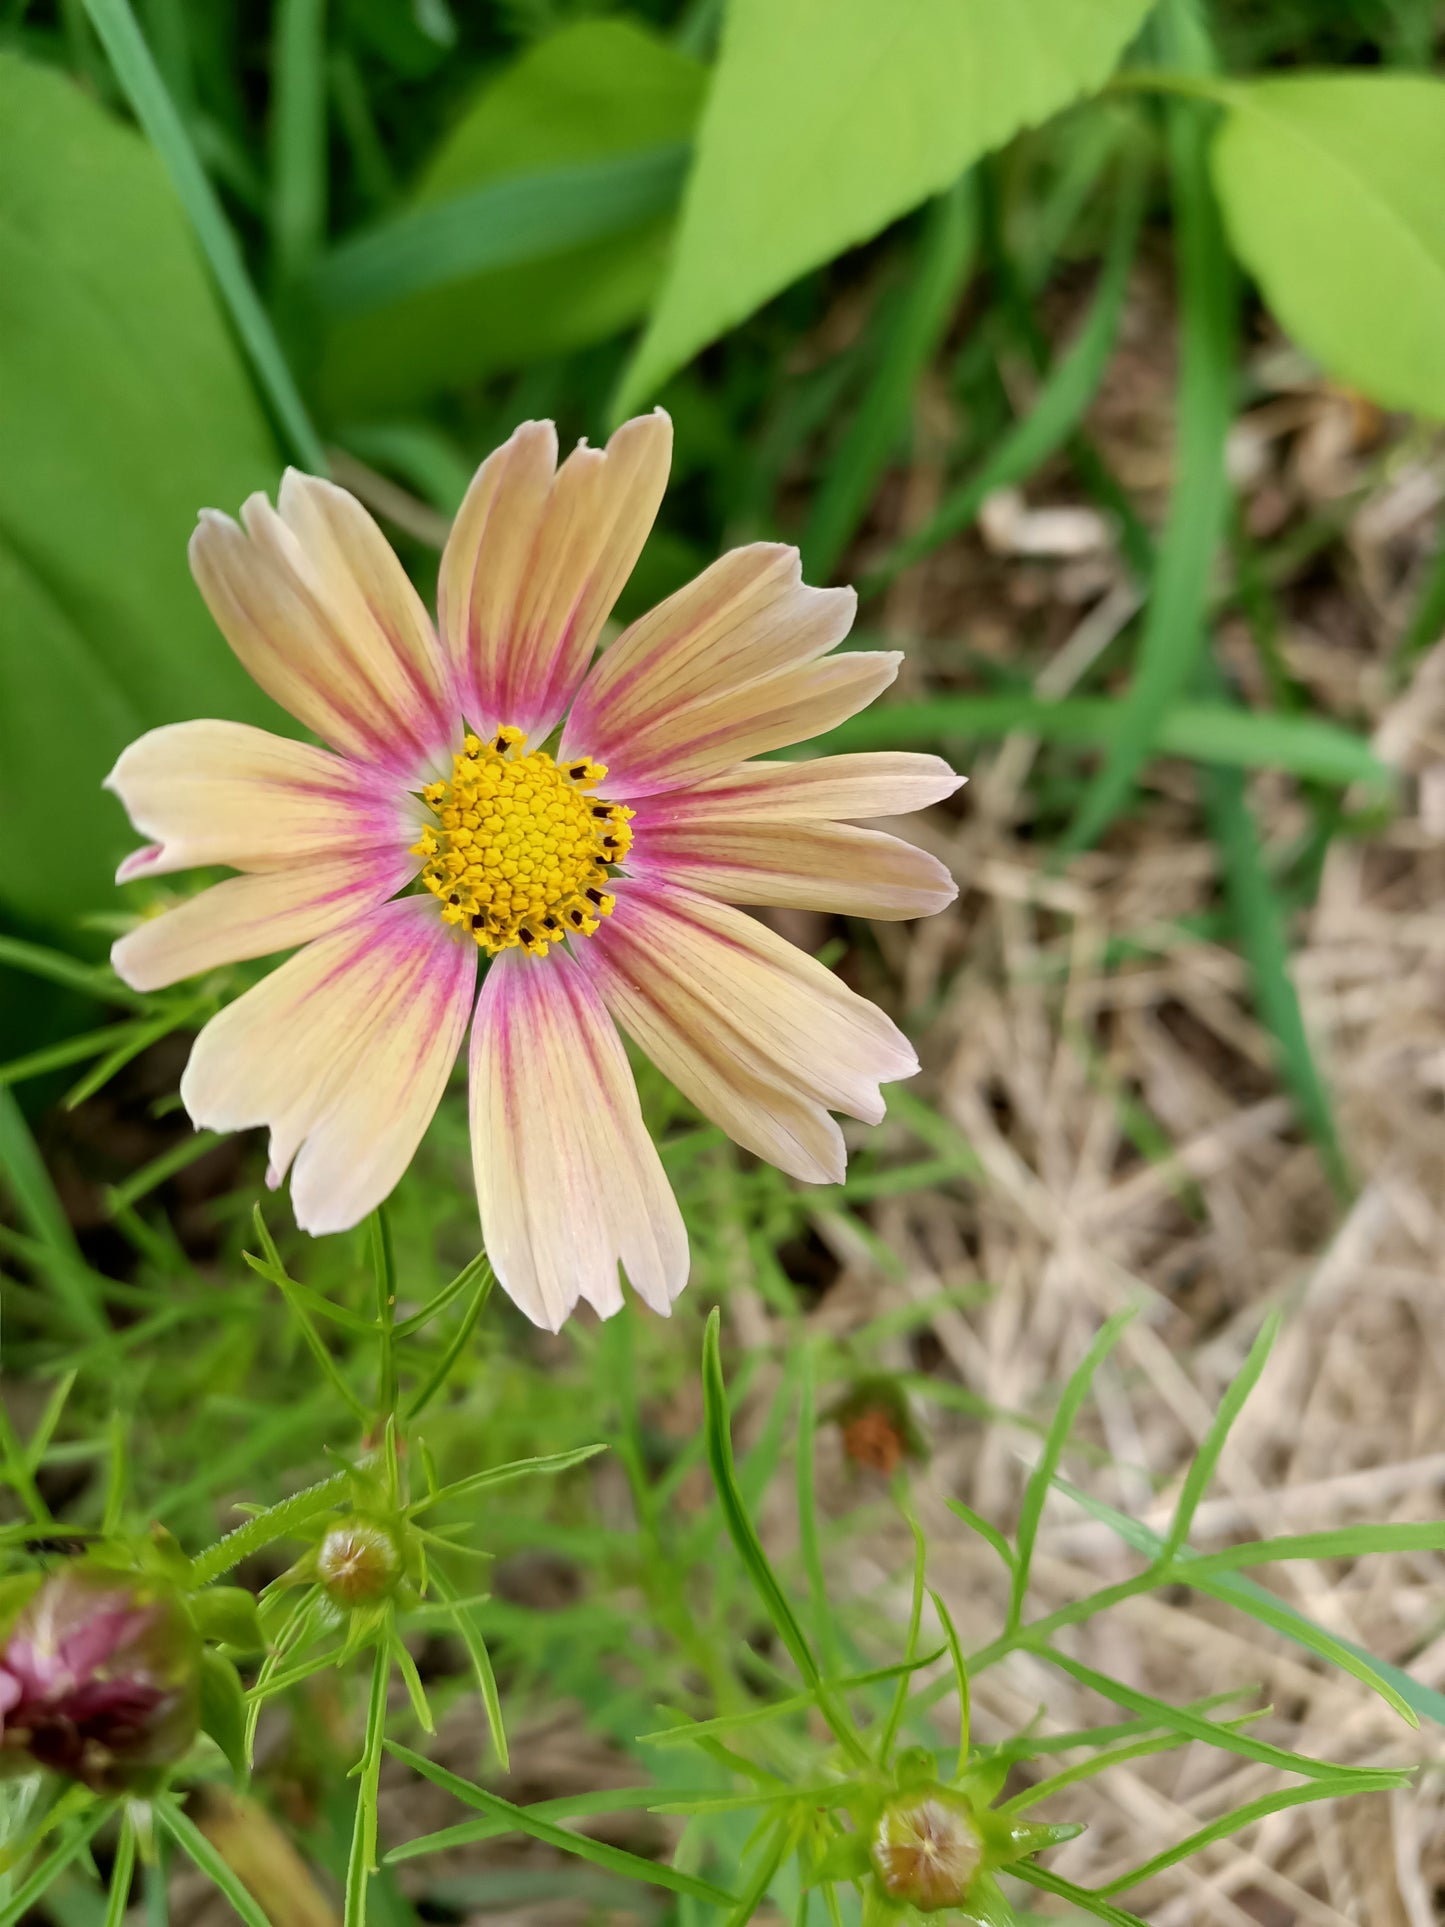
429;1563;507;1772
314;147;688;314
1187;1574;1416;1726
999;1715;1264;1814
0;936;147;1007
0;1803;112;1927
1097;1773;1409;1894
1393;521;1445;673
384;1743;738;1909
411;1444;608;1514
0;1023;137;1091
270;0;327;287
1056;1475;1445;1729
80;0;326;469
386;1788;725;1862
795;1344;839;1675
1011;1863;1148;1926
1200;741;1348;1193
1036;1648;1390;1783
865;155;1143;592
393;1251;490;1338
1159;1312;1280;1563
1180;1521;1445;1574
877;1506;927;1763
0;1089;107;1337
106;1131;222;1214
406;1261;494;1420
155;1804;271;1927
702;1310;870;1767
724;1819;789;1927
803;175;975;582
1062;84;1234;853
944;1498;1015;1576
702;1309;821;1690
1008;1309;1133;1633
814;695;1386;787
928;1587;971;1776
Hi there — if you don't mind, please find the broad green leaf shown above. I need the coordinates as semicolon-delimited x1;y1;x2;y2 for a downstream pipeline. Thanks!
1213;74;1445;419
0;52;283;931
616;0;1152;412
321;18;705;413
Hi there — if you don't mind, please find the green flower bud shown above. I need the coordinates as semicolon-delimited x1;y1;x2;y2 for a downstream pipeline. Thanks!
315;1522;401;1608
871;1785;984;1913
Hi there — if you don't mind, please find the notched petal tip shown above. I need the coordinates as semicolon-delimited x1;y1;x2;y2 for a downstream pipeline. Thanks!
113;844;165;884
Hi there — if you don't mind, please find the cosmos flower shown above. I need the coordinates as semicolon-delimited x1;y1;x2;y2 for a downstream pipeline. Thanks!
0;1565;199;1791
106;412;961;1329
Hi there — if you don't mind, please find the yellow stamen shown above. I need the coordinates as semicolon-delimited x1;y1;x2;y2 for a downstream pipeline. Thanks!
412;730;632;958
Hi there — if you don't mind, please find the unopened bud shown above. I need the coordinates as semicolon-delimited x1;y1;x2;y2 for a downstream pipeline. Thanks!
316;1522;400;1608
0;1564;199;1792
831;1377;925;1474
871;1787;984;1912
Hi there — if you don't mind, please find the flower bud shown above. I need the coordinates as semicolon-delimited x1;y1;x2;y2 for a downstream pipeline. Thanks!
0;1564;200;1792
871;1786;984;1913
830;1377;926;1475
315;1522;400;1608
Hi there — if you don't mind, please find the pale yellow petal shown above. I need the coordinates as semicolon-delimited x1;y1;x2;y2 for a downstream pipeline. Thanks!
468;949;688;1331
106;720;410;880
111;851;414;992
634;818;957;920
577;651;901;799
438;412;671;739
180;899;473;1234
561;545;857;789
578;936;846;1184
189;473;450;768
662;752;965;821
580;884;917;1179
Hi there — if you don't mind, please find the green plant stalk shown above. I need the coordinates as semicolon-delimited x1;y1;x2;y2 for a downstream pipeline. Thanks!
344;1641;391;1927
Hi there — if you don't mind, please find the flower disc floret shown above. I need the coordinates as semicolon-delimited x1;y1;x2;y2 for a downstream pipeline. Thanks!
414;727;633;958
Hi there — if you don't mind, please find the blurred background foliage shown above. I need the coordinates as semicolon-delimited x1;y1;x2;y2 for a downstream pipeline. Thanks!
4;0;1445;1920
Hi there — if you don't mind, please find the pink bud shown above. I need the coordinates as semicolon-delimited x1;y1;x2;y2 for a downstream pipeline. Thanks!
0;1565;199;1792
871;1787;984;1912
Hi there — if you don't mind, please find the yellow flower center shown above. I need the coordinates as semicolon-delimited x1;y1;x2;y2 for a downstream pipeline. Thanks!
412;726;633;958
